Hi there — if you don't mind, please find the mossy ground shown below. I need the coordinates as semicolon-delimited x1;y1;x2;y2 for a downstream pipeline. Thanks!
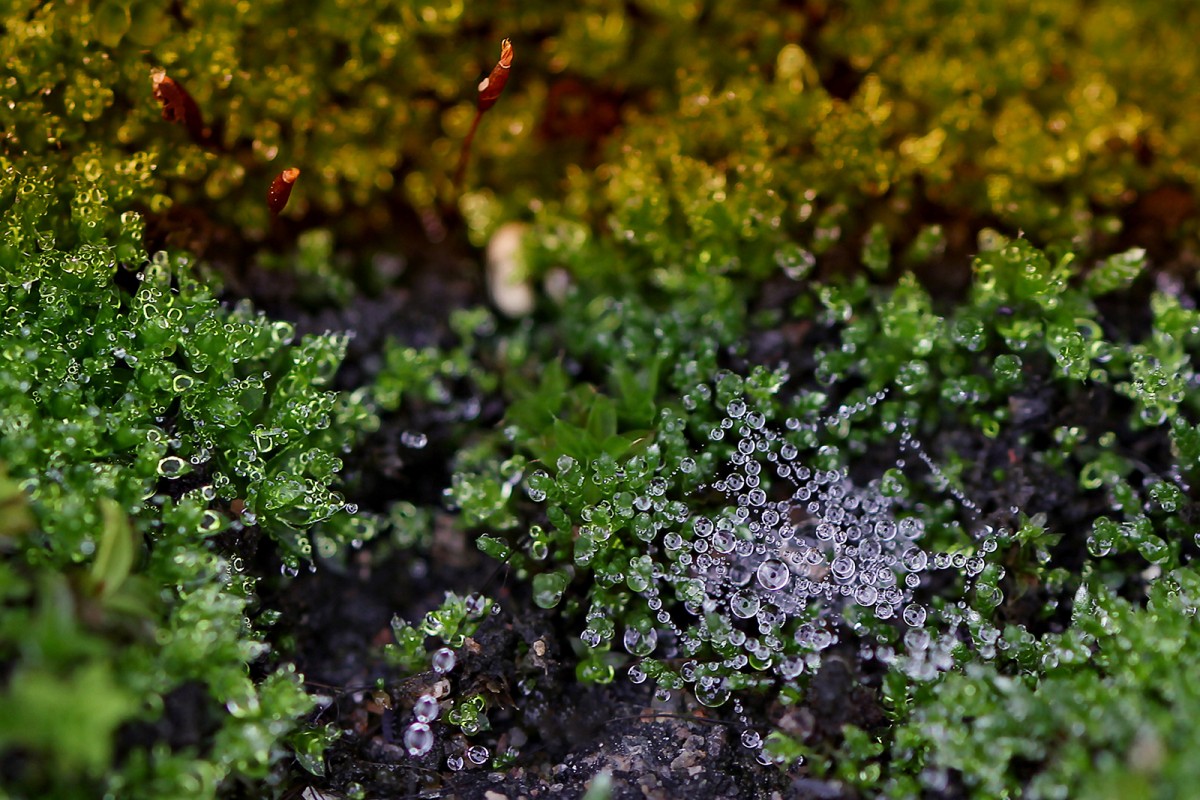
4;3;1200;800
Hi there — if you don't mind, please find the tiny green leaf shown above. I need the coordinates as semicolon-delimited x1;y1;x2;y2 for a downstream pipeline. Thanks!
88;499;138;599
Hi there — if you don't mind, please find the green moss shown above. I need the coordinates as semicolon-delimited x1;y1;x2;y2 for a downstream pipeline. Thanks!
9;1;1200;795
447;225;1200;793
0;216;376;795
886;570;1200;800
7;2;1200;279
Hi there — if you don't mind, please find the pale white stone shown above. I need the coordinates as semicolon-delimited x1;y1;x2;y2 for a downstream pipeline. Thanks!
486;222;535;317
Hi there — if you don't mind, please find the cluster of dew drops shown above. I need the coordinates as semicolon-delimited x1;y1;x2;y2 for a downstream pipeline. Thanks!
400;387;1008;767
400;595;502;768
400;646;486;769
619;388;1006;762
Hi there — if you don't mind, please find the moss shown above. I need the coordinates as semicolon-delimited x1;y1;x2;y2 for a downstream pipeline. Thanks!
4;2;1200;267
0;198;376;795
7;1;1200;797
443;227;1200;792
885;570;1200;800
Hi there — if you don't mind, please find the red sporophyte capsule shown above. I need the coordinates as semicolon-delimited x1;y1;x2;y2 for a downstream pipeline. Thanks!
267;168;301;215
151;69;209;144
477;38;513;113
455;39;515;189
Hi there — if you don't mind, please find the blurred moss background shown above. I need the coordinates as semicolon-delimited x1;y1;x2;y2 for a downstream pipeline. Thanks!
5;0;1200;274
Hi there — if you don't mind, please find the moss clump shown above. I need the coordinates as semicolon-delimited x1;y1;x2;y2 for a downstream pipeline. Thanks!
6;2;1200;266
887;569;1200;800
444;226;1200;792
0;215;375;796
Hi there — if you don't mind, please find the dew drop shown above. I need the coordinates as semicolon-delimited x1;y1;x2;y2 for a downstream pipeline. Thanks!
431;647;457;674
623;626;659;657
730;590;761;619
902;547;928;571
694;677;730;707
404;722;434;757
401;431;428;449
156;456;187;477
756;559;790;591
830;555;856;582
854;584;879;606
902;604;927;627
413;694;439;723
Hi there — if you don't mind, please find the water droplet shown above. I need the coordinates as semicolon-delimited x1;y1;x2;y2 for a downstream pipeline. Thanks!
432;647;457;674
854;584;879;606
730;590;761;619
902;547;928;571
694;677;730;707
413;694;439;723
902;604;927;627
404;722;433;756
401;431;428;449
830;555;856;582
775;243;816;280
756;559;790;591
623;626;659;657
712;529;736;554
157;456;187;477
